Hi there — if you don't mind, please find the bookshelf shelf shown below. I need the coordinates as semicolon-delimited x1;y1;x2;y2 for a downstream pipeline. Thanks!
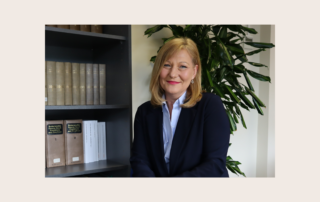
45;160;128;177
45;25;132;177
45;105;129;110
46;26;126;49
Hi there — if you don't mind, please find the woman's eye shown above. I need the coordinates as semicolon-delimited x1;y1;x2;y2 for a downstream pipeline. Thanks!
180;65;187;69
164;64;171;67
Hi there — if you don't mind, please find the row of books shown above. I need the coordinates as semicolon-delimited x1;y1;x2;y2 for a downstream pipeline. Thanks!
45;119;107;168
45;61;106;106
46;25;103;33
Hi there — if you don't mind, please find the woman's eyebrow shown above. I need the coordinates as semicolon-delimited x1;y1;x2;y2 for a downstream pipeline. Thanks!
179;61;189;64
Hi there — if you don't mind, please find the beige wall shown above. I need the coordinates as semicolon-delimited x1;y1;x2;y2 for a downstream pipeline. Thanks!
131;25;274;177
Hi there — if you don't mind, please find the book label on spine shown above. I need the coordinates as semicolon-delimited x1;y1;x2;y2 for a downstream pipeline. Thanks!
64;120;84;165
45;120;66;168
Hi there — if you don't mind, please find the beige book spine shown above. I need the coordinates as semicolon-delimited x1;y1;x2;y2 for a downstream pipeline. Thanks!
80;25;91;32
56;62;65;105
65;62;72;105
86;63;93;105
99;64;106;105
80;63;86;105
70;25;80;30
46;120;66;168
72;63;80;105
64;120;84;165
57;25;70;29
93;64;99;105
91;25;102;33
45;62;47;105
47;61;56;105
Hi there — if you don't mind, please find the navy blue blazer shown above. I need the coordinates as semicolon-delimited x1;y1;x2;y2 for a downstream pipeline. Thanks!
130;93;230;177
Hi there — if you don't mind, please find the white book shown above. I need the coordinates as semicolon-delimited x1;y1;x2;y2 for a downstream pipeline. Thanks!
94;120;99;162
98;122;101;161
82;121;90;163
89;121;94;162
98;122;105;160
82;122;86;163
100;122;107;160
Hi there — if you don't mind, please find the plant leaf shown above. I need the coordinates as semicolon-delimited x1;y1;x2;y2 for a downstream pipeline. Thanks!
226;110;237;131
234;64;245;73
239;101;250;111
150;56;156;63
162;36;175;44
219;27;227;38
247;70;271;83
248;62;268;67
245;86;266;107
245;48;265;56
243;42;275;48
144;25;168;37
212;25;221;35
216;36;233;69
253;98;264;115
234;89;255;109
243;71;254;91
225;85;240;103
206;69;225;98
240;25;258;34
168;25;184;36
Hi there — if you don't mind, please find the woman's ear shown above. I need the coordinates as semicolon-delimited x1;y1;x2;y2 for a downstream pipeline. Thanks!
194;65;199;77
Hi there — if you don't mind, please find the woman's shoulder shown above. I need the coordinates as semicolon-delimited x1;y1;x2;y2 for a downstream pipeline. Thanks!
199;92;222;104
136;100;160;114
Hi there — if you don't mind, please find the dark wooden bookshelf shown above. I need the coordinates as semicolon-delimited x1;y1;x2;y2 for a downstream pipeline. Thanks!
45;105;129;110
46;160;128;177
45;25;132;177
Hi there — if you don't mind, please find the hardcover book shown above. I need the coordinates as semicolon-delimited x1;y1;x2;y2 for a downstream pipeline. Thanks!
64;120;84;165
80;25;90;32
91;25;102;33
70;25;80;30
72;63;80;105
99;64;106;105
46;61;56;105
45;62;47;105
93;64;99;105
57;25;70;29
79;63;86;105
45;120;66;168
65;62;72;105
86;63;93;105
56;62;65;105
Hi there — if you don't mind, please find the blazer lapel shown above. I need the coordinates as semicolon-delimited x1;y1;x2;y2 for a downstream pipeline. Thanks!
146;106;168;175
170;107;197;174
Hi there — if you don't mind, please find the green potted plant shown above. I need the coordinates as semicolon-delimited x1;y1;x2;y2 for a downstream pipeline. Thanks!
144;25;275;177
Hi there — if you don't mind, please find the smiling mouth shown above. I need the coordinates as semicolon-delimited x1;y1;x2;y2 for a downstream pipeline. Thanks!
167;81;180;85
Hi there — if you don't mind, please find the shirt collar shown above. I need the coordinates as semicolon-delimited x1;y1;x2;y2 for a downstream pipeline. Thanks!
162;91;187;106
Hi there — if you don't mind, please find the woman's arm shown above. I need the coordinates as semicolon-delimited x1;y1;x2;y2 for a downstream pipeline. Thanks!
174;95;230;177
130;106;156;177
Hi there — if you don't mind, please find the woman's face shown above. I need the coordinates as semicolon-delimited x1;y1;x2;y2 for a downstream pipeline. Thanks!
159;49;198;100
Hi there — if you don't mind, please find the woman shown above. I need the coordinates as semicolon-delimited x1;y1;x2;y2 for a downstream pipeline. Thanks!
130;37;230;177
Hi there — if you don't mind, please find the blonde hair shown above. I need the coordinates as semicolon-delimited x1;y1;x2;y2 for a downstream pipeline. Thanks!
149;37;202;108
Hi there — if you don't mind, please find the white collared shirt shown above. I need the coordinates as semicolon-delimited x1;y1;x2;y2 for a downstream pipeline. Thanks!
162;91;186;173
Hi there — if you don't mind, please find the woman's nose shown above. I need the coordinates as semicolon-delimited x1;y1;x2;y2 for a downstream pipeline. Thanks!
169;66;178;78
